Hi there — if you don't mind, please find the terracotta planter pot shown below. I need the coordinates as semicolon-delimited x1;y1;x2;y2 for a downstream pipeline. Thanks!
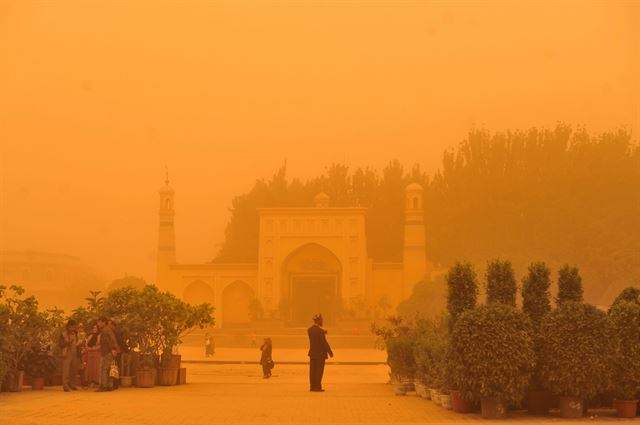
614;400;638;418
135;368;155;388
558;396;583;418
440;394;452;409
393;382;407;396
451;390;475;413
31;377;45;391
177;368;186;385
157;367;178;386
481;397;507;419
525;389;552;415
119;376;134;387
2;370;24;392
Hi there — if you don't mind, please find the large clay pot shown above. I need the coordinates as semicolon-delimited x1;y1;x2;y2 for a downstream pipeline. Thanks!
614;400;638;418
31;377;45;391
135;368;155;388
157;367;178;386
450;389;475;413
2;370;24;392
119;376;134;387
481;397;507;419
558;396;583;418
525;389;552;415
177;368;186;385
393;381;407;396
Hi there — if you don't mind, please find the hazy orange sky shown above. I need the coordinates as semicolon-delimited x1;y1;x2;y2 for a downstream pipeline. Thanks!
1;1;638;285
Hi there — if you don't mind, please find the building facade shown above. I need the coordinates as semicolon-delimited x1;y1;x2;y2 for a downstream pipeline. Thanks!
156;179;427;327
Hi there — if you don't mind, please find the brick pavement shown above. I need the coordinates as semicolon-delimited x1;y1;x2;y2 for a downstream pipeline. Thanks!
0;364;634;425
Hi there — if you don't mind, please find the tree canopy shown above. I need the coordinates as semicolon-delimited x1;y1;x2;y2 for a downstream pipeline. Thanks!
215;124;639;306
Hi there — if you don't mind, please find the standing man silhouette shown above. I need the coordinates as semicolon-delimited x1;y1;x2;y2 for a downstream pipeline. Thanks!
307;313;333;392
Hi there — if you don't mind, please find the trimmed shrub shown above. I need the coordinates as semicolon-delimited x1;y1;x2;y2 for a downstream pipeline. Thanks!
449;304;535;404
485;259;517;306
413;318;448;388
610;286;640;309
446;262;478;328
521;262;551;327
386;333;416;381
608;300;640;400
537;302;613;399
556;265;583;305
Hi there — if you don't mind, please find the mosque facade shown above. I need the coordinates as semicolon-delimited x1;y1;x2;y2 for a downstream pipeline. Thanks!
156;178;427;327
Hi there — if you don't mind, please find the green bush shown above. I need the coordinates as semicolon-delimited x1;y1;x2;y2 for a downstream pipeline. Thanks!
485;259;517;306
608;300;640;400
521;262;551;327
446;262;478;327
386;333;416;381
556;265;583;305
413;317;448;388
610;286;640;309
449;304;534;404
537;302;613;399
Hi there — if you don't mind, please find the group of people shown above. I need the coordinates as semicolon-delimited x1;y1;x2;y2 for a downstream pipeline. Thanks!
59;317;124;392
256;313;334;391
60;313;334;393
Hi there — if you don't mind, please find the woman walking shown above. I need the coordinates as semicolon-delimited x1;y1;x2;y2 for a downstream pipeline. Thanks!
260;337;274;379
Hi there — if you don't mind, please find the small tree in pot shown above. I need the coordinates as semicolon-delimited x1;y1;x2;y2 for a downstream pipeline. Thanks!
537;302;614;418
0;286;49;392
446;262;478;330
24;350;57;390
556;265;583;305
485;259;517;306
608;299;640;418
521;262;553;414
449;304;535;419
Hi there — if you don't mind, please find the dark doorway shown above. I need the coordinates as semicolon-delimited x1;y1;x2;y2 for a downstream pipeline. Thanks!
290;274;338;326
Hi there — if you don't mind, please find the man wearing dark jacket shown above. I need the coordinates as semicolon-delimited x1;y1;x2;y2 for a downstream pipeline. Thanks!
96;317;120;392
307;313;333;392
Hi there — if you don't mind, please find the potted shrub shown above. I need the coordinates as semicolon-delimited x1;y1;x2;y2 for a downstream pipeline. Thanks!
386;333;415;395
485;259;517;306
537;302;614;418
449;304;535;419
0;286;49;392
608;299;640;418
445;262;478;330
521;262;553;415
24;350;57;390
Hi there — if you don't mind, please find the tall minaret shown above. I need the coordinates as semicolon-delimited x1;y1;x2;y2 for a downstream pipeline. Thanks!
402;182;427;299
156;169;176;290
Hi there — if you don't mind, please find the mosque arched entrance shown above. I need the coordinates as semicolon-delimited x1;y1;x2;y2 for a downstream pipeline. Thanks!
183;280;215;305
222;281;253;327
281;243;342;326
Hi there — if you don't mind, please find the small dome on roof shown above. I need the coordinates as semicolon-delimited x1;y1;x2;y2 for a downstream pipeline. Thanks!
405;182;424;192
314;192;330;207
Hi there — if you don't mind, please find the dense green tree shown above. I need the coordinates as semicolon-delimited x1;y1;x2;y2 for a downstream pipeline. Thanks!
557;265;583;305
485;259;517;306
215;125;639;306
521;262;552;327
445;262;478;326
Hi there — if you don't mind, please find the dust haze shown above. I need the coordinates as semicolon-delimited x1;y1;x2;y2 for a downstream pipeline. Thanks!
1;2;638;300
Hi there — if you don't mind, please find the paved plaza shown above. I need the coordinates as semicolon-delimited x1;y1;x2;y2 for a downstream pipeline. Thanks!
0;362;634;425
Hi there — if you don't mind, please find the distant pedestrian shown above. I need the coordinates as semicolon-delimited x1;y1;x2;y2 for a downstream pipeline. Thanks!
307;314;333;392
59;319;79;392
95;317;120;392
205;333;215;357
260;337;274;379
